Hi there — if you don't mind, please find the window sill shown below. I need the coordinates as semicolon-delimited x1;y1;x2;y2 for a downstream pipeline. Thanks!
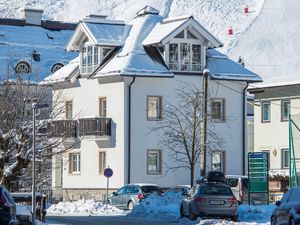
69;172;81;175
261;120;271;123
147;118;163;121
147;172;162;175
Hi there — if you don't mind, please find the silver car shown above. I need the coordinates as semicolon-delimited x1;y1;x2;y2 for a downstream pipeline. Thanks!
180;182;238;221
108;183;161;210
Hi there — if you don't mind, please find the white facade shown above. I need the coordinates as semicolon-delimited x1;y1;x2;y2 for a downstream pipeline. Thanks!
47;6;261;201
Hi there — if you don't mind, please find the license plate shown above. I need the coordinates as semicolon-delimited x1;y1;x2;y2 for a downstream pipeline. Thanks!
210;200;225;205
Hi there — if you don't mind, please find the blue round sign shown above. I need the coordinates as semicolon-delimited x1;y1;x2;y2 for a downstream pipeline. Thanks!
104;168;113;178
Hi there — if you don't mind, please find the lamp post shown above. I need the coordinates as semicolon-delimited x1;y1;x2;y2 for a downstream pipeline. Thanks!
32;103;48;225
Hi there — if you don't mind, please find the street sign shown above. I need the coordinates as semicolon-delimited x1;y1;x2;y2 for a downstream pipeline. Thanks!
104;168;113;178
248;152;269;205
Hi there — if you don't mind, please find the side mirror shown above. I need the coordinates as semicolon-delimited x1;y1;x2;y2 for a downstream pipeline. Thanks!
112;192;117;196
276;201;281;206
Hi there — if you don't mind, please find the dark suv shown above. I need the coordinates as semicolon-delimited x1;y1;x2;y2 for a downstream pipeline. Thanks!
0;186;18;225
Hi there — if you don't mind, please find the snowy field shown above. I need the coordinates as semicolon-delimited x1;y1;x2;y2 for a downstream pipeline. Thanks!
46;193;275;225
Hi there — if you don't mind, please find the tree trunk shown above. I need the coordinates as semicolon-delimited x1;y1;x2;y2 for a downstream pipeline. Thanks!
190;165;194;187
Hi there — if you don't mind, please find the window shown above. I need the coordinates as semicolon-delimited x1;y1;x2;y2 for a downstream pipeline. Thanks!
99;97;107;117
65;101;73;120
147;150;162;175
147;96;162;120
281;100;290;121
211;99;225;121
262;101;271;122
282;149;289;169
15;61;31;73
212;151;225;172
167;29;201;72
99;152;106;174
80;45;112;75
69;153;80;173
51;63;64;73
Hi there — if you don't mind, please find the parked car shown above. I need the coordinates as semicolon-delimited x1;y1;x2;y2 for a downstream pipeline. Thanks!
0;186;18;225
271;186;300;225
180;179;238;221
225;175;249;204
164;185;191;197
108;183;162;210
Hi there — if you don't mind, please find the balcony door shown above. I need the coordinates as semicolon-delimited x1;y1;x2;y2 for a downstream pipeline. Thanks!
99;97;107;118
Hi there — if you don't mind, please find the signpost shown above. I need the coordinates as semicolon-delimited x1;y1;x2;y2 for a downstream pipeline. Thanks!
248;152;269;205
104;167;113;207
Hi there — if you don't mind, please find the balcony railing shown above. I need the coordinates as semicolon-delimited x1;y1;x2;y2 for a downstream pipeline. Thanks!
79;118;111;137
50;120;77;138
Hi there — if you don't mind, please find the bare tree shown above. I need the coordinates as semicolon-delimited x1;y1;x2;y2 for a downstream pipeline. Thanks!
0;69;73;191
152;82;224;186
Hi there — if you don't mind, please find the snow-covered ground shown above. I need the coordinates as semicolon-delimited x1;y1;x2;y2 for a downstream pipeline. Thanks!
47;193;275;224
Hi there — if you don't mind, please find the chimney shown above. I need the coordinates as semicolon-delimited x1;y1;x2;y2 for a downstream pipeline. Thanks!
23;8;43;26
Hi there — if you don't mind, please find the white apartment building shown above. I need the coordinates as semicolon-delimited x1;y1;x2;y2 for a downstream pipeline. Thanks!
45;6;262;201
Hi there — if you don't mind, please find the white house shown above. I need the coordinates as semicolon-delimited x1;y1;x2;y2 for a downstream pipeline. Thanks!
44;6;262;201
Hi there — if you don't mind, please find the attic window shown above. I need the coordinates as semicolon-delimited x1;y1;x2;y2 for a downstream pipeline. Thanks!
174;31;184;38
80;45;112;75
51;63;64;73
15;61;31;73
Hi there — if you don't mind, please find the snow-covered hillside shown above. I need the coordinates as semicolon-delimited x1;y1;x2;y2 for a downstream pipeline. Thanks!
0;0;263;51
230;0;300;86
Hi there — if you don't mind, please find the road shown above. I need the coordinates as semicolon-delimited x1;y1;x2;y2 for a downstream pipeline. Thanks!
46;215;183;225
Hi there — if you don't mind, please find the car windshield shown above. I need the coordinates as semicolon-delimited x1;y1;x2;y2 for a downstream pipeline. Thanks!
141;186;160;193
200;186;232;196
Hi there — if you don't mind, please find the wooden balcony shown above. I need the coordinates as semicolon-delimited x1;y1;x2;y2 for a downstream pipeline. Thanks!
79;117;111;140
50;120;77;139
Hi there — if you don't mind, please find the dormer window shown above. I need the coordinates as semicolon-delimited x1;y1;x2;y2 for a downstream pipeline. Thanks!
80;44;112;75
164;29;202;72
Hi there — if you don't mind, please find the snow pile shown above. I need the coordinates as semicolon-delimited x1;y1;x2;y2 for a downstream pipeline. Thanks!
128;192;183;219
269;170;289;178
238;204;275;223
47;199;126;216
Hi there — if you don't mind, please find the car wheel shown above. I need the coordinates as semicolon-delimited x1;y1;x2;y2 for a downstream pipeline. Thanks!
127;201;134;210
180;203;185;218
271;216;276;225
289;217;296;225
188;205;197;220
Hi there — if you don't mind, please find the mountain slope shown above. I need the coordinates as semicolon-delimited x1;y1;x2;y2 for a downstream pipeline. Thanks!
0;0;263;51
229;0;300;86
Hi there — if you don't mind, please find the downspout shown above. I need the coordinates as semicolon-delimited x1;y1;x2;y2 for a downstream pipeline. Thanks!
128;76;136;184
243;82;249;175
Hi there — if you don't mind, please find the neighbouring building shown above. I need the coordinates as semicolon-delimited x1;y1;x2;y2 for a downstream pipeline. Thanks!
44;6;262;202
0;8;77;81
249;83;300;198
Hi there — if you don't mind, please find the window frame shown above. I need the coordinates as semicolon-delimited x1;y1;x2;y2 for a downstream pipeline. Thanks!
166;29;202;72
147;149;162;175
281;100;291;122
281;148;289;169
147;96;163;121
99;151;106;174
261;101;271;123
211;150;226;172
65;101;73;120
210;98;226;122
69;152;81;174
99;97;107;118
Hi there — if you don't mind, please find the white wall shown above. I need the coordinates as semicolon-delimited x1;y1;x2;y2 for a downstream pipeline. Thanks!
254;97;300;170
129;75;246;187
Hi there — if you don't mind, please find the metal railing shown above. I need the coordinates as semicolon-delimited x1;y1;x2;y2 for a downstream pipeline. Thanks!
50;120;77;138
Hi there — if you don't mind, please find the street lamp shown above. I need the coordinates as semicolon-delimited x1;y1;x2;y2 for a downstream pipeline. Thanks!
32;103;49;225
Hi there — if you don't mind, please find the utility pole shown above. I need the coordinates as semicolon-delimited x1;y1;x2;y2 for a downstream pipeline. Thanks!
201;69;209;177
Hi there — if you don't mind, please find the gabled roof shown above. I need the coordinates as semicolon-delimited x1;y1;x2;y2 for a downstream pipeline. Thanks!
206;49;262;83
142;16;223;48
91;10;173;78
66;18;128;51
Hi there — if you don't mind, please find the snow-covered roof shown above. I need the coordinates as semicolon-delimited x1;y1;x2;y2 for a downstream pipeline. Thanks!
0;23;77;81
207;49;262;83
92;10;174;78
43;57;79;84
143;16;223;48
